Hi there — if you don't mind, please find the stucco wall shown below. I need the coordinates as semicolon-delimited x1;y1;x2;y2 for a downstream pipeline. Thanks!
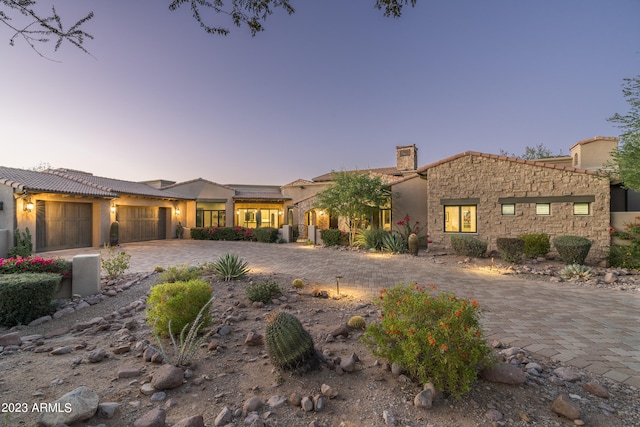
391;176;428;237
425;153;611;260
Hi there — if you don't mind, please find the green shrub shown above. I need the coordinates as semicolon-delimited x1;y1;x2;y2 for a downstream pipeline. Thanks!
609;217;640;269
382;232;406;254
146;279;212;336
0;273;61;326
0;256;71;276
292;227;300;242
519;233;550;258
246;279;282;304
553;235;592;265
354;228;387;250
8;228;32;258
204;253;250;281
158;264;201;283
361;284;494;398
320;229;343;246
496;237;525;263
450;235;487;258
101;245;131;280
151;295;215;367
254;227;279;243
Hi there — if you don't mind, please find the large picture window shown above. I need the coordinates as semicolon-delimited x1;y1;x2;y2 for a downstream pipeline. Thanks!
444;205;477;233
196;202;226;227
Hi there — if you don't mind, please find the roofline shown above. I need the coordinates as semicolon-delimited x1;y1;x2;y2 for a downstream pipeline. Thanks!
416;151;603;176
569;136;619;151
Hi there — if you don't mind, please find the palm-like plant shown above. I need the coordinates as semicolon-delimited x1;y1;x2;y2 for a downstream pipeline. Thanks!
206;253;250;281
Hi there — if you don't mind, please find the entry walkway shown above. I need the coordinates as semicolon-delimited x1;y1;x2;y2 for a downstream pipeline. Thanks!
43;239;640;388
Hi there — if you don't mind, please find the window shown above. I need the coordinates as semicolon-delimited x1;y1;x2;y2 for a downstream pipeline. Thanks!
536;203;550;215
501;204;515;215
444;205;477;233
196;202;226;227
573;202;590;215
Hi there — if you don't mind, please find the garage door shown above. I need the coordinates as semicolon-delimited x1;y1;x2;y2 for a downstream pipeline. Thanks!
117;206;167;243
36;201;93;251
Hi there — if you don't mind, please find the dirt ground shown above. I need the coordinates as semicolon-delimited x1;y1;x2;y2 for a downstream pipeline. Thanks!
1;258;639;427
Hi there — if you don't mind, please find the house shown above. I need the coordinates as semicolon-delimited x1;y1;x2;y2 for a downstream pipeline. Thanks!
416;136;631;259
283;145;428;240
0;167;191;255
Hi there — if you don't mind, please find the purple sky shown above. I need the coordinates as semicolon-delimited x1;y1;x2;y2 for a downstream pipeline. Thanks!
2;0;639;185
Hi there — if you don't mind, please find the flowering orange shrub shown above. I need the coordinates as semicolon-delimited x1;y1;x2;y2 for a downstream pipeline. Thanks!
361;284;494;398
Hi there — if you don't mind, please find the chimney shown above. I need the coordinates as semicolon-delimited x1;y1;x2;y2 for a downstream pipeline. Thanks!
396;144;418;172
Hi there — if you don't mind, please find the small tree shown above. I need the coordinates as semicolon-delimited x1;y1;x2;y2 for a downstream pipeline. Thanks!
314;171;391;246
499;143;563;160
608;76;640;192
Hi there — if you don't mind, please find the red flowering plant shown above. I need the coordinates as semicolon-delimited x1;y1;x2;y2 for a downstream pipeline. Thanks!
0;256;71;277
395;214;430;244
361;283;494;398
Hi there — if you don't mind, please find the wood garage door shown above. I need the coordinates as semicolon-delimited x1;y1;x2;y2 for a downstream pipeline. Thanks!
117;206;167;243
36;201;93;251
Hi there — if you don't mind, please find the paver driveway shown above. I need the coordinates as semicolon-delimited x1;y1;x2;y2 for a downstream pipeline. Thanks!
44;239;640;388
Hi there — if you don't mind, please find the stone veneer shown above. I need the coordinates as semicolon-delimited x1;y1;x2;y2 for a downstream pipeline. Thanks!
424;153;611;260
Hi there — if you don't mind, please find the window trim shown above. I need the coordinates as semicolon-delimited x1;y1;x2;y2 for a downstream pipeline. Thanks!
573;202;590;215
444;205;477;233
501;203;515;216
536;203;551;216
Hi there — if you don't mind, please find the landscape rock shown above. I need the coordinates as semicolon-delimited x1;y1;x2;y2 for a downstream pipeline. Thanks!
583;381;610;398
151;364;184;390
413;389;433;409
243;396;264;413
49;346;73;356
382;410;396;425
97;402;120;419
301;396;314;412
173;415;205;427
87;348;107;363
214;407;232;426
37;386;99;426
244;331;263;346
551;393;581;420
481;363;526;384
553;367;581;382
133;407;166;427
0;332;21;346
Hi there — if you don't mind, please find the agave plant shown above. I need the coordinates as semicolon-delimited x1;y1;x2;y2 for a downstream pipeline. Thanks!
206;253;250;281
382;232;406;254
354;228;387;250
560;263;593;280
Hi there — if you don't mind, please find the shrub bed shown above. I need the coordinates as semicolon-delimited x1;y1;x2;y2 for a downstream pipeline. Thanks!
519;233;550;258
190;226;255;241
450;235;487;258
0;256;71;277
553;235;592;265
254;227;279;243
146;279;212;336
0;273;61;326
496;237;525;263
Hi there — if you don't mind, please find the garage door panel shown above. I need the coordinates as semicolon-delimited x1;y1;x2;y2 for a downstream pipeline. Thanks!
36;201;92;251
117;206;167;243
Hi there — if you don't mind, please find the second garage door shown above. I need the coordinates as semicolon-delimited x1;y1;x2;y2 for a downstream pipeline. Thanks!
117;206;167;243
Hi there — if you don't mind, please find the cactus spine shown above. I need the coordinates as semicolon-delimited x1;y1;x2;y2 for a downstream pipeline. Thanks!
264;311;319;373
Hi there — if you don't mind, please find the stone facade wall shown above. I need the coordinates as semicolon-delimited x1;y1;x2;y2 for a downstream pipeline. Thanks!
425;153;611;260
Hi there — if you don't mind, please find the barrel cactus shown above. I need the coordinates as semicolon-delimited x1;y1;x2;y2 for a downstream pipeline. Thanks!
291;278;305;289
347;315;366;330
264;311;320;373
408;233;419;256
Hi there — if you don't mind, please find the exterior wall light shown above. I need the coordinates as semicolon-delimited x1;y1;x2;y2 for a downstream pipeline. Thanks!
175;207;181;216
24;198;34;212
110;204;116;214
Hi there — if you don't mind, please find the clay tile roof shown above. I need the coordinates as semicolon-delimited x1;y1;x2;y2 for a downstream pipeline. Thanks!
569;136;619;150
416;151;601;176
162;178;236;192
312;167;403;182
233;191;290;200
47;169;190;199
0;166;117;197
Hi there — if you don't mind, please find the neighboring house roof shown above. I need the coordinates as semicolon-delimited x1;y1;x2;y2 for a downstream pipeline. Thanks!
47;169;190;199
416;151;602;176
0;166;117;197
282;178;315;187
163;178;236;192
312;167;402;182
570;136;619;150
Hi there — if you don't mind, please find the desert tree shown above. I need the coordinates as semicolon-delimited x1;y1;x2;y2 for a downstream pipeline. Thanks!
608;76;640;192
314;170;392;246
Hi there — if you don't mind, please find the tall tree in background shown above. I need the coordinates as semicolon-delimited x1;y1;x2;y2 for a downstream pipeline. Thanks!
608;76;640;192
314;171;392;246
2;0;417;56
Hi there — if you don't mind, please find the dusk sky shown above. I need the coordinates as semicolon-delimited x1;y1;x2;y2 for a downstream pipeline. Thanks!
2;1;639;185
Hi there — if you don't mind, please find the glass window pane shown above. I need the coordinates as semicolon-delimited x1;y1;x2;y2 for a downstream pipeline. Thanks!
445;206;459;232
573;203;589;215
536;203;550;215
501;204;515;215
461;205;476;232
